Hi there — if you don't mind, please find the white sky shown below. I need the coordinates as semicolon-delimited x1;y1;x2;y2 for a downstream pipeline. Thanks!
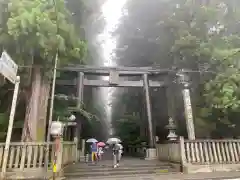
98;0;128;135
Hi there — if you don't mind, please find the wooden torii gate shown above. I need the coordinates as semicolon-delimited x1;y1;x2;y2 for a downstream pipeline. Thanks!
57;66;196;158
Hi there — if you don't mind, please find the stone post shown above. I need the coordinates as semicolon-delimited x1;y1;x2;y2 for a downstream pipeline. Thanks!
73;126;78;162
55;137;64;178
142;74;154;148
143;74;157;160
178;72;195;140
80;139;86;162
76;72;84;157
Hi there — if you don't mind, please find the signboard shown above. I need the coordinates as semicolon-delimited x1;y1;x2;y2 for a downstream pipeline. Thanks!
109;70;119;85
50;121;63;136
0;51;18;84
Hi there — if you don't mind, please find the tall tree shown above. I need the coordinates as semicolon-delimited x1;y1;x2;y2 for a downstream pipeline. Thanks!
111;0;240;138
0;0;86;141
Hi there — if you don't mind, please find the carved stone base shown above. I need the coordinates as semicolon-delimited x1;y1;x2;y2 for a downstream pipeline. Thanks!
145;148;157;160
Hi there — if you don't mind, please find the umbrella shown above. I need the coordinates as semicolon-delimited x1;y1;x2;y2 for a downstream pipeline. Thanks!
106;137;121;144
86;138;98;143
117;143;123;149
97;142;106;147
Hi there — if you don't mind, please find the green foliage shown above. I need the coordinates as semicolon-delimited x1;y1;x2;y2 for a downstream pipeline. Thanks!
114;113;146;145
0;0;86;76
111;89;148;144
0;0;87;140
54;94;103;124
109;0;240;138
169;1;240;136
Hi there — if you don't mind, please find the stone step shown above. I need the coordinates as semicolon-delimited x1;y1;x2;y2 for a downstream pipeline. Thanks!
64;162;180;178
66;163;175;170
64;158;181;179
64;174;178;180
65;165;175;173
67;161;175;168
64;168;177;178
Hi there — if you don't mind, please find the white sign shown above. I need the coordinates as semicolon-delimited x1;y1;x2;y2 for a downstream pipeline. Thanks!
0;51;18;84
50;121;63;136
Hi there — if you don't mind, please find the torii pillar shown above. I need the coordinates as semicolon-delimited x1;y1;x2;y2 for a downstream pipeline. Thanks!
75;72;84;161
143;73;157;160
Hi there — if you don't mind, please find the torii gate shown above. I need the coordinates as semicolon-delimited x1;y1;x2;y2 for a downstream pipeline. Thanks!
57;66;196;159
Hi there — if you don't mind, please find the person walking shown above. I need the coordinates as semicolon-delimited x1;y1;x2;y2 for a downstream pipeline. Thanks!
97;146;104;161
112;143;123;168
90;142;98;164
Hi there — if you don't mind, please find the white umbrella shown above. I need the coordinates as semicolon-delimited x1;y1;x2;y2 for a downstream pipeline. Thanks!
106;137;121;144
117;143;123;150
86;138;98;143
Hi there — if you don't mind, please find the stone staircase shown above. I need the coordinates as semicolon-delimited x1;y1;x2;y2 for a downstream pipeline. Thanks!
63;158;180;179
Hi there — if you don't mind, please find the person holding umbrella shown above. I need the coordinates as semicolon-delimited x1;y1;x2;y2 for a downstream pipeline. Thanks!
91;143;98;163
86;138;98;164
112;143;123;168
97;142;105;160
106;138;123;168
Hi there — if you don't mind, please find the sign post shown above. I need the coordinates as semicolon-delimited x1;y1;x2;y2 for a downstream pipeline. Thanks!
50;121;63;180
0;51;19;178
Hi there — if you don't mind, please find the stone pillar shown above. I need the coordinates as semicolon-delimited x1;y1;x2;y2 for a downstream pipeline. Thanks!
76;72;84;156
56;137;63;177
178;72;195;140
145;148;157;160
81;139;86;161
73;131;78;162
142;74;154;148
143;74;157;160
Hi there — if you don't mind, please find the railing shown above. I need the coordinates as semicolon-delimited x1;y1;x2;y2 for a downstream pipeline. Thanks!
0;142;55;171
0;140;78;173
62;141;77;165
125;145;147;157
156;137;240;173
156;141;181;163
184;139;240;164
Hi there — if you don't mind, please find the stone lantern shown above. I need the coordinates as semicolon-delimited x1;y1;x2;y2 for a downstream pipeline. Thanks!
166;117;178;141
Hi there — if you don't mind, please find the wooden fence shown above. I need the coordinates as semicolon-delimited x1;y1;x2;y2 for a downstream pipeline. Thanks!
0;140;78;179
184;139;240;164
62;141;78;165
125;145;146;157
0;142;53;171
156;141;181;163
157;137;240;173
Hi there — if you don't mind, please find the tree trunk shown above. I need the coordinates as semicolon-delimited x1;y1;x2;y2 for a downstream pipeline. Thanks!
37;80;50;141
22;67;51;142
